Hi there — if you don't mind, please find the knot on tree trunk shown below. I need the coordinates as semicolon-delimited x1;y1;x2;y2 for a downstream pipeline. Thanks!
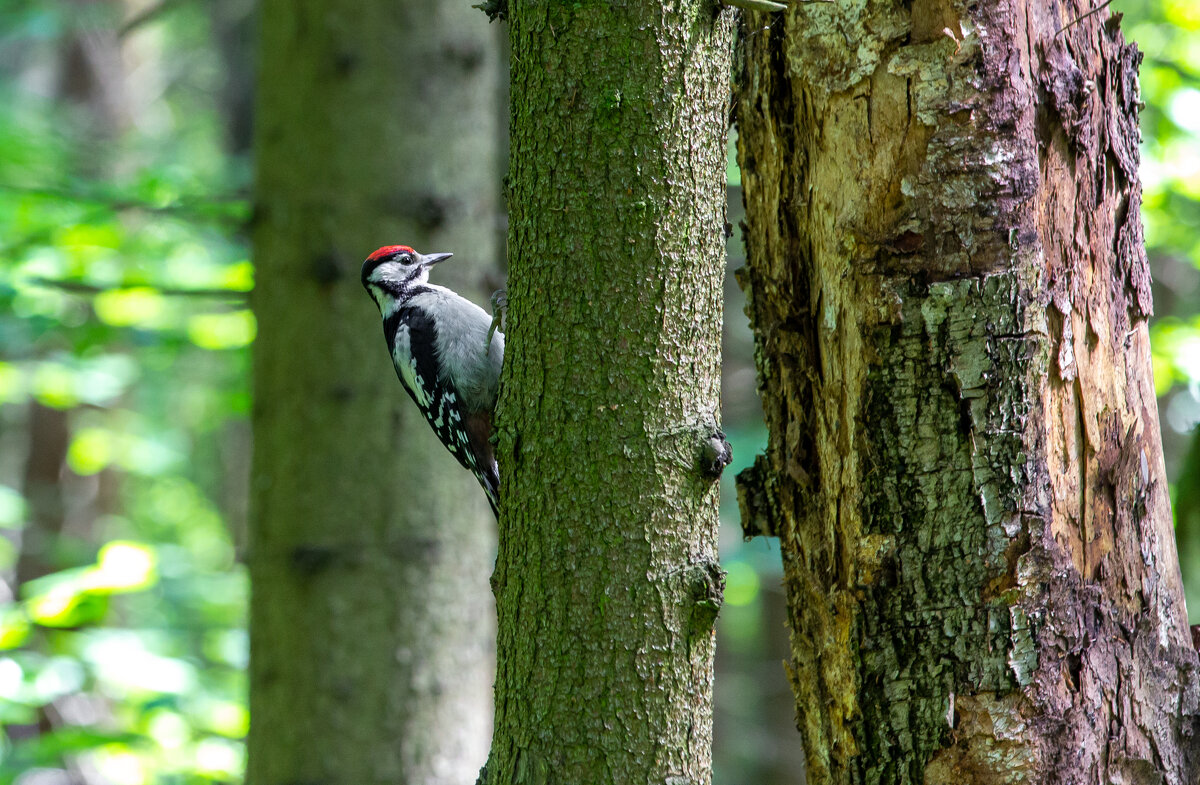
686;559;725;636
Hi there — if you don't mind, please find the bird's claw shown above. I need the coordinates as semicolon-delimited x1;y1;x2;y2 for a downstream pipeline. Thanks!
487;288;508;350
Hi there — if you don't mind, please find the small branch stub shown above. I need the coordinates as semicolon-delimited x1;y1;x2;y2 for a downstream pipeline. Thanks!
686;560;726;636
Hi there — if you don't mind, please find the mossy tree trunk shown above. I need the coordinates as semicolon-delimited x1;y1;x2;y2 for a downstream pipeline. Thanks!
483;3;735;783
735;1;1200;783
248;1;500;782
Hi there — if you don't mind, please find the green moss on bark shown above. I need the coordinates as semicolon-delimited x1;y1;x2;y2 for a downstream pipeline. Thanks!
484;3;735;783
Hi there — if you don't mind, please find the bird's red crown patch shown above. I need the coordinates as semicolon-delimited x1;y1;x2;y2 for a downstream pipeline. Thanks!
367;245;414;262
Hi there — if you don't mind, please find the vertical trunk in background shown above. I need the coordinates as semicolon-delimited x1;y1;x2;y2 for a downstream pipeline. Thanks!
484;3;733;782
735;1;1200;783
249;1;500;782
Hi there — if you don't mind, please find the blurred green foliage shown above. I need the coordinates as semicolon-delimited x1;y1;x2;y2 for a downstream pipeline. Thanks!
0;0;1196;784
1117;0;1200;622
0;0;251;781
1128;1;1200;393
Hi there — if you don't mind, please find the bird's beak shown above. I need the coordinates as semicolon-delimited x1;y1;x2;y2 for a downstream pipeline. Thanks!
421;252;453;266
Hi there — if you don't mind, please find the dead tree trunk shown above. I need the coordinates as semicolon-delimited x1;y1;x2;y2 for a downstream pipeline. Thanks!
734;1;1200;783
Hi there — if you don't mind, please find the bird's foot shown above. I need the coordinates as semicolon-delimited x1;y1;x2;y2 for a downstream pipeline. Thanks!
487;289;508;350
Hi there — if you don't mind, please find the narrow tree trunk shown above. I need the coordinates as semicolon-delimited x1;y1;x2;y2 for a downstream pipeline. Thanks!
484;4;735;783
248;1;500;782
735;2;1200;783
16;403;70;587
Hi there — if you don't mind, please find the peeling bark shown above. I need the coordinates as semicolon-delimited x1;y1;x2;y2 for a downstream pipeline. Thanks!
734;1;1200;783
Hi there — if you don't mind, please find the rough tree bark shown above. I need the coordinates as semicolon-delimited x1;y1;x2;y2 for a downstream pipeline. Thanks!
483;3;734;783
248;1;500;782
735;1;1200;783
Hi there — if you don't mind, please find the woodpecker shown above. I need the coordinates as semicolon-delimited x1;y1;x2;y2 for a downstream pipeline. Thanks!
361;245;503;517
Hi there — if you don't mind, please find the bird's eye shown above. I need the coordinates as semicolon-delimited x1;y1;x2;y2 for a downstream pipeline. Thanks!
401;254;414;265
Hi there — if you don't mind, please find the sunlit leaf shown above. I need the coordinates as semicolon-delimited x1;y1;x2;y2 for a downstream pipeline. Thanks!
74;353;139;405
1163;0;1200;29
31;656;85;702
205;700;249;738
187;310;256;350
86;541;157;592
1167;88;1200;133
0;484;27;529
723;561;760;607
219;260;255;291
0;656;24;700
0;361;26;405
146;708;191;749
82;631;197;695
31;362;79;408
1152;317;1200;394
68;427;114;475
26;582;108;627
0;534;15;572
11;727;144;762
193;736;243;777
56;222;122;251
94;287;166;328
0;609;31;650
118;430;186;476
90;744;151;785
22;541;158;628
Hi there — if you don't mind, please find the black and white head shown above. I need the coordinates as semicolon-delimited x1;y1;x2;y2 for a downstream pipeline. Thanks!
361;245;453;310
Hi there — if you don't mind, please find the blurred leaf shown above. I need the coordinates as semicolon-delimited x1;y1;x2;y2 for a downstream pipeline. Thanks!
68;427;114;475
187;310;255;350
219;260;254;292
1163;0;1200;29
0;2;252;781
22;541;158;628
6;729;146;772
56;222;122;251
0;485;26;530
90;744;151;785
89;541;158;592
0;536;15;572
1151;316;1200;393
25;582;109;628
724;561;761;607
30;362;79;409
81;631;197;696
94;287;167;328
0;363;24;405
0;609;31;650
